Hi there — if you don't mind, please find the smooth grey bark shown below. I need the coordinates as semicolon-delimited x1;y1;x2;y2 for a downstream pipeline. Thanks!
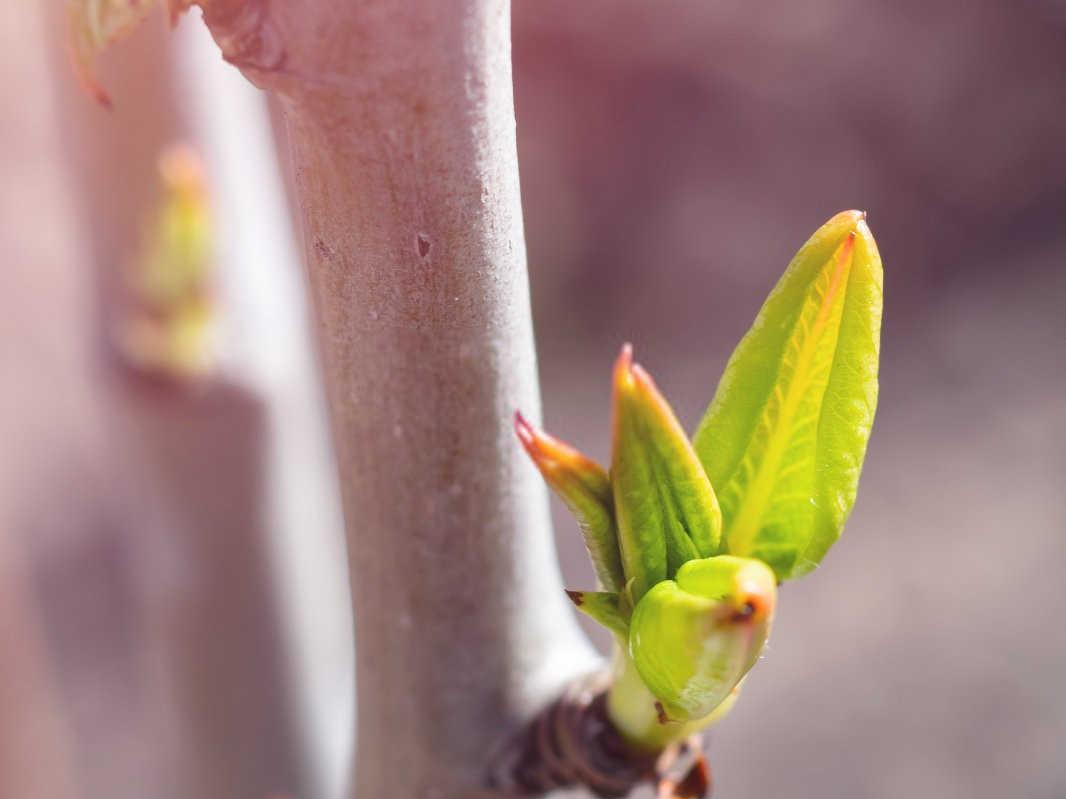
198;1;599;796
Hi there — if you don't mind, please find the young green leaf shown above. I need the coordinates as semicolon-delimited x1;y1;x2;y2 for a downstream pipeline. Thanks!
627;555;776;721
611;345;722;602
693;211;882;580
565;590;629;639
515;412;624;592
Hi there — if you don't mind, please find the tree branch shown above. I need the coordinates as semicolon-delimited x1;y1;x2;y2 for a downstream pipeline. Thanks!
199;1;599;796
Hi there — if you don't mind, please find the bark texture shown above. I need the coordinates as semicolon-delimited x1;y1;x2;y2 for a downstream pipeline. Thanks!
200;1;599;796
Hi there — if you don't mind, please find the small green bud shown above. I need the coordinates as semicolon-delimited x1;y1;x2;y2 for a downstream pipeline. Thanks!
628;555;776;722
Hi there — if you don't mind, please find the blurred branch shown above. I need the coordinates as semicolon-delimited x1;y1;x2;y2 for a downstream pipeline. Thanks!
0;541;80;799
0;4;102;797
45;9;311;799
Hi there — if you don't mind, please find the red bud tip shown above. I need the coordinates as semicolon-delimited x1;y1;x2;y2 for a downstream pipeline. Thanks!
515;409;613;518
514;410;560;465
619;349;686;432
612;342;637;394
514;410;536;451
614;344;664;399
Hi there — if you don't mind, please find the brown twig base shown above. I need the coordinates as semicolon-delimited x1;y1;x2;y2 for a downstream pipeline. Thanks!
487;672;712;798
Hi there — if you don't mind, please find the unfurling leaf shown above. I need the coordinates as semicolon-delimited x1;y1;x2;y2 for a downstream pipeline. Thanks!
694;211;882;581
515;412;624;592
611;345;722;603
628;555;775;721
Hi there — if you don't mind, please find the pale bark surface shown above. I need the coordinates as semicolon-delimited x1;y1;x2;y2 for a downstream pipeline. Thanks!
200;2;599;796
173;24;355;798
13;9;311;798
0;4;105;796
45;14;311;799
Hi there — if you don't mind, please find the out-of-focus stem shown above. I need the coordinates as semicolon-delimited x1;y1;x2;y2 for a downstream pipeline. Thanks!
0;4;102;797
45;11;310;799
0;540;80;799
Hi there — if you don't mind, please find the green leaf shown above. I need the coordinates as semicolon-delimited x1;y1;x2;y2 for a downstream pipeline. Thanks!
628;555;776;721
565;590;629;639
611;346;722;602
693;211;883;580
515;412;624;592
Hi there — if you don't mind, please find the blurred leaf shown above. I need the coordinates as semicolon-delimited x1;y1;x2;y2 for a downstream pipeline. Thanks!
116;145;215;381
693;211;882;580
134;145;212;305
67;0;158;105
611;346;722;602
66;0;191;105
515;412;624;592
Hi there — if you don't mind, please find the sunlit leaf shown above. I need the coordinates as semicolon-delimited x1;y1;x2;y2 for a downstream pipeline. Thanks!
611;345;722;602
515;412;624;592
693;211;882;580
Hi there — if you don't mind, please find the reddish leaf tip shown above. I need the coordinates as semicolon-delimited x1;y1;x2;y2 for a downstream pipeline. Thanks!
613;342;637;393
514;410;533;444
514;411;554;464
565;589;584;606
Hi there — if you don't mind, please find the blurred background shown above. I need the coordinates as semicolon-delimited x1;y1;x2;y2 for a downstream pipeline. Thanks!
3;1;1064;798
